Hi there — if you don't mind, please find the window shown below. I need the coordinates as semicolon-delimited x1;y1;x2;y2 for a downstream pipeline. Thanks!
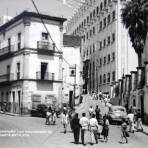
42;32;48;40
87;16;89;24
93;9;96;18
112;52;115;61
100;41;102;50
103;39;106;47
100;21;102;31
104;56;106;64
96;6;99;15
87;49;88;56
108;14;111;24
103;18;106;28
8;38;11;51
100;58;102;67
104;0;107;7
112;33;115;42
100;75;102;84
112;10;116;20
90;46;92;55
108;54;110;63
103;74;106;83
107;73;110;82
7;65;10;80
90;29;92;37
107;36;110;45
90;12;92;21
93;26;95;35
18;33;21;50
112;71;115;81
17;62;20;80
93;44;95;52
87;32;89;39
100;2;103;11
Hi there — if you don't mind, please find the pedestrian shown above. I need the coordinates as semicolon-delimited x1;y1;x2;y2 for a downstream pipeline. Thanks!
98;91;102;100
69;108;75;131
51;108;56;125
45;106;52;125
120;118;129;144
89;114;99;145
79;113;89;145
95;105;100;121
127;110;135;133
61;110;69;134
89;106;94;118
135;109;143;132
101;115;109;142
71;113;81;144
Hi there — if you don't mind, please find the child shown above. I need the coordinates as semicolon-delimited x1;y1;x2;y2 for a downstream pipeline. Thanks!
120;118;129;144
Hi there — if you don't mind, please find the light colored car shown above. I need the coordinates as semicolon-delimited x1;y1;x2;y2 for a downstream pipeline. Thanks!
108;106;127;124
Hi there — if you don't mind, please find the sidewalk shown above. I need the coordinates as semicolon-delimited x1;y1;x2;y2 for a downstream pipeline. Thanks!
142;124;148;136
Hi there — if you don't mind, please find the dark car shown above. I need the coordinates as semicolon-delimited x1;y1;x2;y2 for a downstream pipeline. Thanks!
31;104;48;118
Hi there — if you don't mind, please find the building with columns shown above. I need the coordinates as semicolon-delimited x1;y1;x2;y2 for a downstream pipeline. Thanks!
0;11;66;114
66;0;137;96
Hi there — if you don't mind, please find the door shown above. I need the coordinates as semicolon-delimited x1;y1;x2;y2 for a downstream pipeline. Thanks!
69;91;73;108
41;63;48;80
141;95;144;122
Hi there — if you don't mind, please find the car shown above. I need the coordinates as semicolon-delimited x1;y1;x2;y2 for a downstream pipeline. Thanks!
30;104;48;118
108;106;127;124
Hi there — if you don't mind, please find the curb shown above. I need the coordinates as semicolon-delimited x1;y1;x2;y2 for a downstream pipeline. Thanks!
0;111;30;117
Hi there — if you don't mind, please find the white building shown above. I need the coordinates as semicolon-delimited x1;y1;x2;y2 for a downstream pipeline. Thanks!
66;0;137;96
0;11;66;114
62;34;82;105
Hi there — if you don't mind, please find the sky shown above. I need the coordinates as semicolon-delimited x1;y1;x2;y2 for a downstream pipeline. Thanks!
0;0;77;19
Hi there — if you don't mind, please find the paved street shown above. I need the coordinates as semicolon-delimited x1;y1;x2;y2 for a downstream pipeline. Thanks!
0;96;148;148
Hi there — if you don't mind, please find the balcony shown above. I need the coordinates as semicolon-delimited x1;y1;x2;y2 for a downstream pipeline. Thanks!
0;73;14;83
37;41;55;51
36;72;55;81
0;45;14;56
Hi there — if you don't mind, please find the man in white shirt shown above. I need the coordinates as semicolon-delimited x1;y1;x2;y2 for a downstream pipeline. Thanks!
79;113;89;145
89;114;99;145
127;110;135;133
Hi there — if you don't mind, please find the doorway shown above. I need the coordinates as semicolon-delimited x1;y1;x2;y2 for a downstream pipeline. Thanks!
41;63;48;80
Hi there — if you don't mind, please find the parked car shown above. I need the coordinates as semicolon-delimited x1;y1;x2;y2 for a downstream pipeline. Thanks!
108;106;127;124
31;104;48;118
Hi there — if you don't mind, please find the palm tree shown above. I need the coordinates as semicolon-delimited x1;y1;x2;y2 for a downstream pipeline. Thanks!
121;0;148;67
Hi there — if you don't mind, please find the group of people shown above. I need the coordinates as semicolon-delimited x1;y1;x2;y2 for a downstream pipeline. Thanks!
61;105;110;145
45;106;56;125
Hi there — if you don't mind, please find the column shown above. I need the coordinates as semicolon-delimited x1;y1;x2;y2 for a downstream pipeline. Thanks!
144;61;148;85
23;17;30;48
59;23;63;50
137;67;145;89
23;52;30;79
130;71;137;91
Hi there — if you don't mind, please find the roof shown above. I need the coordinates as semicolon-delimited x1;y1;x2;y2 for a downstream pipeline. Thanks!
63;34;81;47
0;11;67;32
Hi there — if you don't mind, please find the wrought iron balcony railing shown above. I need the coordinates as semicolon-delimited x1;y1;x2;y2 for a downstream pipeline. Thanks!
37;41;55;51
0;45;14;56
0;73;14;82
36;72;55;80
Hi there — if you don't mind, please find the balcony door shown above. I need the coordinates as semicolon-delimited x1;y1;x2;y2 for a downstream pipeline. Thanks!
7;65;10;80
41;62;48;80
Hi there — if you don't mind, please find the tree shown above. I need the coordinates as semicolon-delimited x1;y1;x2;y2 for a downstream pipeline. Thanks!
121;0;148;66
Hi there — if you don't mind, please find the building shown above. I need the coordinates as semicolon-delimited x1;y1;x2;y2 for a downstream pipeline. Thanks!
62;34;82;106
66;0;137;96
0;11;66;114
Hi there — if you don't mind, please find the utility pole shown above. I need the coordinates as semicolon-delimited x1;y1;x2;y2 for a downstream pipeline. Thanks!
73;64;76;107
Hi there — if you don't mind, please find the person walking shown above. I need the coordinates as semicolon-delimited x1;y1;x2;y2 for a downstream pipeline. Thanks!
102;115;109;142
95;105;100;121
89;114;99;145
45;106;52;125
71;113;81;144
61;111;69;134
127;110;135;133
89;106;94;118
120;118;129;144
136;109;143;132
79;113;89;145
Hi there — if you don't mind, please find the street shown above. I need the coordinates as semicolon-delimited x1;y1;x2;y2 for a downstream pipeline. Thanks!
0;96;148;148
